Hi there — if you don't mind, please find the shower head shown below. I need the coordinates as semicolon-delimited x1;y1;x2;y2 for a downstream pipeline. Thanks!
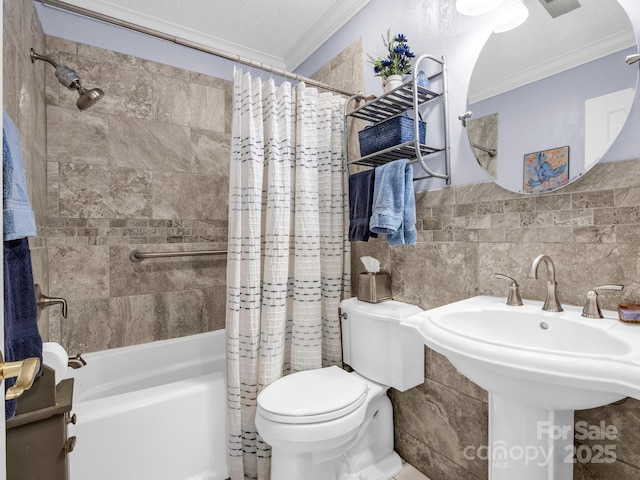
76;86;105;111
30;48;104;110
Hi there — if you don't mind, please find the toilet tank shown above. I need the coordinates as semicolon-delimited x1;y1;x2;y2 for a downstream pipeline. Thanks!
339;297;424;392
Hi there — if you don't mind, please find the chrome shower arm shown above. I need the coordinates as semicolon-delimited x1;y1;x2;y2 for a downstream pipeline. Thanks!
30;47;104;110
30;48;59;68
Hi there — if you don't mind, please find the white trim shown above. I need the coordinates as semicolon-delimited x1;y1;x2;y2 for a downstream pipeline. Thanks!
469;30;636;104
284;0;371;70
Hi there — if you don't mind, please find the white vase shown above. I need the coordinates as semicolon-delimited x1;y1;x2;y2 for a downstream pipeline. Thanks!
383;74;403;93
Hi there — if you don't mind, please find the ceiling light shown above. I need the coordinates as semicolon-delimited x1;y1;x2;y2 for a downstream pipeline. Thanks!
456;0;505;16
493;1;529;33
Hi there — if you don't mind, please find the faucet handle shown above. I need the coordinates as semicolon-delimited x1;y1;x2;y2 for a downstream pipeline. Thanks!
494;273;524;306
582;284;624;319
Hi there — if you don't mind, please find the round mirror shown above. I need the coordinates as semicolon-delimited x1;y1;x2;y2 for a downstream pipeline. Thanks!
467;0;638;194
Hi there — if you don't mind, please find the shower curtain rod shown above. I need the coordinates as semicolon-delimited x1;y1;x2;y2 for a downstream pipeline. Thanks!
38;0;358;97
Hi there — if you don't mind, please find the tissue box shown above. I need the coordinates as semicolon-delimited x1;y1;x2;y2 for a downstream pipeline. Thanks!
357;272;391;303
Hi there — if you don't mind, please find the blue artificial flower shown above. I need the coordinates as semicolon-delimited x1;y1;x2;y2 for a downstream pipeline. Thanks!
367;29;414;78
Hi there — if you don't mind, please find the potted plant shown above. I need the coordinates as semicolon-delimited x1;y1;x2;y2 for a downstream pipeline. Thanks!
367;29;415;92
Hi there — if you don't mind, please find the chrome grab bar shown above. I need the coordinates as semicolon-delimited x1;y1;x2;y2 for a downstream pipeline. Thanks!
130;249;227;262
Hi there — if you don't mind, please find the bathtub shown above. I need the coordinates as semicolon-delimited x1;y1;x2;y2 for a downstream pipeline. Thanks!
64;330;229;480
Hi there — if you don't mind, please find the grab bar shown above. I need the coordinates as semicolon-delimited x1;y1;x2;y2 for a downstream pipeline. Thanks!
130;249;227;262
472;143;497;157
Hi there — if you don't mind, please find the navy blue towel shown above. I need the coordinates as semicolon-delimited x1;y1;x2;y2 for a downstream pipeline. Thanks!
348;170;378;242
4;238;42;419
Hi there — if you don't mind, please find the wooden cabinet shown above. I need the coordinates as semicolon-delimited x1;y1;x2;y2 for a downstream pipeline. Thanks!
6;368;74;480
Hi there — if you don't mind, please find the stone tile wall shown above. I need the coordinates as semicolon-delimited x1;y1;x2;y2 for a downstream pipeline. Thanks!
42;36;230;352
3;0;48;335
352;158;640;480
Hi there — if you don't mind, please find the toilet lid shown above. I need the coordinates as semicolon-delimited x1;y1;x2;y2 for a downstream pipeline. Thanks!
257;366;368;424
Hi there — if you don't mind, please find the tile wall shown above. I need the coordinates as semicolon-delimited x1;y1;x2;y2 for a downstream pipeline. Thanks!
42;36;230;353
5;0;230;354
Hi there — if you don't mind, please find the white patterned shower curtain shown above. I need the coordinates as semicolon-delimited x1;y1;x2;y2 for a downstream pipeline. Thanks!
225;69;351;480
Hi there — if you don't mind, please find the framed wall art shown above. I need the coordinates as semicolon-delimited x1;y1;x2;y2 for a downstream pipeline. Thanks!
523;146;569;194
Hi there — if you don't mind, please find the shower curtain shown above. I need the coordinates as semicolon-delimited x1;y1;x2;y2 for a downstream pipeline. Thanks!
226;69;351;480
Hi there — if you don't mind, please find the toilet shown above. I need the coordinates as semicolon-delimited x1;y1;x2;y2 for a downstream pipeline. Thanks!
255;297;424;480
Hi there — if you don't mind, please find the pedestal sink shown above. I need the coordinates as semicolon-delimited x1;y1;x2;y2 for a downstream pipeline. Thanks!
403;295;640;480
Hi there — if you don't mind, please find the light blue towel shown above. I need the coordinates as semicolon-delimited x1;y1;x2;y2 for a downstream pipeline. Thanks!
369;159;417;247
3;110;36;241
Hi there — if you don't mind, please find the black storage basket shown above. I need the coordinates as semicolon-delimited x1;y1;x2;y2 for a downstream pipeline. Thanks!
358;113;426;157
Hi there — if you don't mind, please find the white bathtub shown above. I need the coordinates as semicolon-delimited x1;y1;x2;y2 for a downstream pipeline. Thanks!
64;330;229;480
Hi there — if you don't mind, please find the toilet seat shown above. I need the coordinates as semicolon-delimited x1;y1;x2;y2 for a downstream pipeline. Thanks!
257;366;368;424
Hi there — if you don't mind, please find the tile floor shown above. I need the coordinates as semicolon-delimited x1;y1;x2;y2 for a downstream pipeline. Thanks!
394;461;431;480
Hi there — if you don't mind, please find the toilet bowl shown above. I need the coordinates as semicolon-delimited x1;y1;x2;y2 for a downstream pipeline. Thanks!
255;298;424;480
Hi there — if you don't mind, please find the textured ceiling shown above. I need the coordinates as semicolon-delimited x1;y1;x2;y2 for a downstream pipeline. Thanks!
53;0;371;70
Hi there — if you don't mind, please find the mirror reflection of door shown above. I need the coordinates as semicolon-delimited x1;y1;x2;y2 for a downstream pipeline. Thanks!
584;88;635;170
467;0;638;193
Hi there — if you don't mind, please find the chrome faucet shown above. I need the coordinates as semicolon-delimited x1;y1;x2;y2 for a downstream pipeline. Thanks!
67;354;87;369
528;255;563;312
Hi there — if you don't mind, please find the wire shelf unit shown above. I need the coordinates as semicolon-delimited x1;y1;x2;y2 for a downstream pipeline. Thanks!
344;54;450;184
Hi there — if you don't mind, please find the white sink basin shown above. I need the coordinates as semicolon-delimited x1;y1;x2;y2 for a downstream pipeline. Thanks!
436;306;628;356
404;295;640;479
405;295;640;410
